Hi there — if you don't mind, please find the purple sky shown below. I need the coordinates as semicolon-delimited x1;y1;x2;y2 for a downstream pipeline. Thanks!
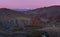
0;0;60;9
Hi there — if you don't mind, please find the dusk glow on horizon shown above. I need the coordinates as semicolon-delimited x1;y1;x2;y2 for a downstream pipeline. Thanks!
0;0;60;9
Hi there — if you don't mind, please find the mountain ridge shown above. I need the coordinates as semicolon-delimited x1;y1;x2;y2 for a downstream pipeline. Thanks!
25;5;60;19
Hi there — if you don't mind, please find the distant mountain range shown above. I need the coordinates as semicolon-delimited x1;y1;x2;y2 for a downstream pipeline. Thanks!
13;9;30;11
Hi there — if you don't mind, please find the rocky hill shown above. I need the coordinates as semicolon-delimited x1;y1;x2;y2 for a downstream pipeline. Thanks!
0;8;27;17
25;5;60;19
0;8;28;32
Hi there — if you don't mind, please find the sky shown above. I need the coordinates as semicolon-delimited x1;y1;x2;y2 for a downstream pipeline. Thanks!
0;0;60;9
